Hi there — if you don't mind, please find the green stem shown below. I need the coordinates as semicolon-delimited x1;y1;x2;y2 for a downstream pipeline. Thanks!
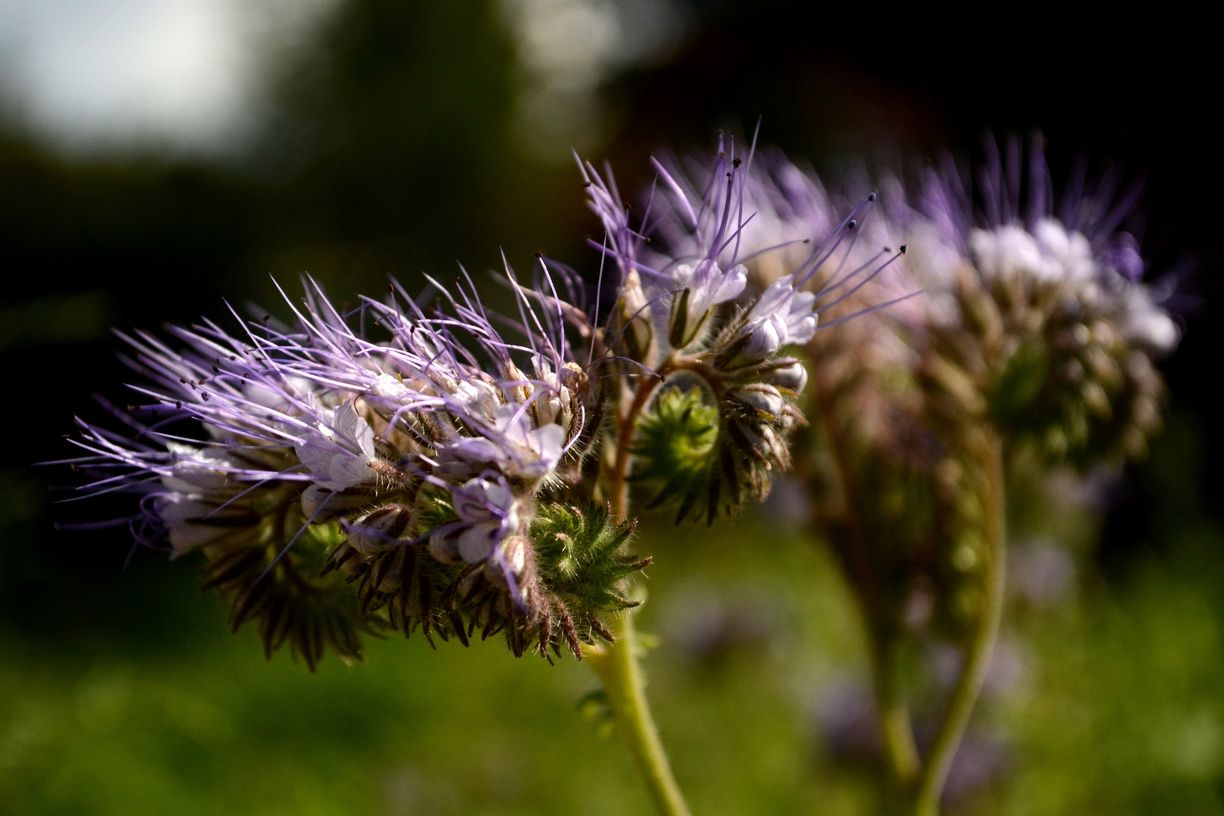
584;360;691;816
585;612;692;816
807;371;921;796
868;631;921;791
911;433;1007;816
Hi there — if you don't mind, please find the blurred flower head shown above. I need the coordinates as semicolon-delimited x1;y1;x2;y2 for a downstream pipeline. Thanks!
889;137;1181;465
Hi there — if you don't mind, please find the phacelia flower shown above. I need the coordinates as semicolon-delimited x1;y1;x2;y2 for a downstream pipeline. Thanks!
888;137;1181;464
61;264;647;666
732;273;818;361
295;402;380;491
582;135;903;523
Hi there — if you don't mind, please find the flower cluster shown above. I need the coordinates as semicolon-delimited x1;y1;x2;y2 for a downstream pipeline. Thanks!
60;132;1178;682
887;139;1180;466
65;135;874;670
65;269;646;665
581;136;898;523
665;138;1182;640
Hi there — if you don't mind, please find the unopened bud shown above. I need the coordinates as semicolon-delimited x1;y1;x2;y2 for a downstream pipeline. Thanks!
347;503;412;557
763;360;809;393
731;384;787;422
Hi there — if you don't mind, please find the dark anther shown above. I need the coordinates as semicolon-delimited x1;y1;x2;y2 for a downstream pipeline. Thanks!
899;244;908;254
733;158;742;168
847;220;858;230
868;192;877;201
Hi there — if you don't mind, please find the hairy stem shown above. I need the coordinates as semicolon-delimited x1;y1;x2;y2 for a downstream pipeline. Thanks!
586;361;691;816
911;432;1007;816
608;364;670;513
585;612;692;816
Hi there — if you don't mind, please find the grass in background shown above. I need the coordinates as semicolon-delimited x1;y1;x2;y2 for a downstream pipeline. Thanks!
2;512;1222;814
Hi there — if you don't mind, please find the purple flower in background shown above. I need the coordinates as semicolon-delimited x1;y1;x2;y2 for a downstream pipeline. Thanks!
891;137;1180;355
869;135;1185;465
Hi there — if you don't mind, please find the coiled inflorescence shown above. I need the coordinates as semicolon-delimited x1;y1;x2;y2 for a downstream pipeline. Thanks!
891;138;1179;466
64;266;647;666
581;134;902;524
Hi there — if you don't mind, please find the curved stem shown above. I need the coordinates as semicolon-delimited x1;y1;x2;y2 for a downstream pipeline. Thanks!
869;632;921;790
585;360;691;816
608;365;670;512
585;613;692;816
804;368;921;794
911;433;1007;816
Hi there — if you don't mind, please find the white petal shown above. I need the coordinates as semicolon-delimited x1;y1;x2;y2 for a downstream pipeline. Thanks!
528;423;567;466
711;264;748;303
457;524;497;562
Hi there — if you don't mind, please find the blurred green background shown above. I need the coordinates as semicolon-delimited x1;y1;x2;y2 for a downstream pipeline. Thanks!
2;2;1221;813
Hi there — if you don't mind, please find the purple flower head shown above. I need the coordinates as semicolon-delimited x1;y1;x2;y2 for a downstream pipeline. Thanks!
582;136;762;354
584;134;905;524
57;253;613;662
593;136;914;369
893;136;1180;355
869;136;1183;466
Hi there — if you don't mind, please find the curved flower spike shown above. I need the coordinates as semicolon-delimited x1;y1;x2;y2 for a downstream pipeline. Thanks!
61;264;645;666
